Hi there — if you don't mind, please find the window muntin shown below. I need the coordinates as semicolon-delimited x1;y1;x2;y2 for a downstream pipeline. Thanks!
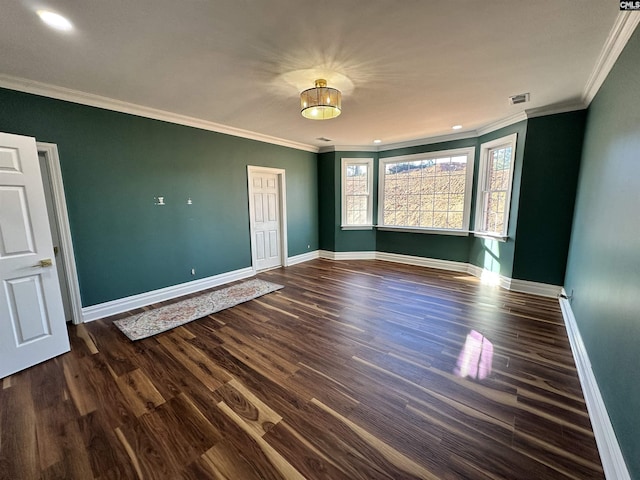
475;134;517;238
378;148;475;233
341;158;373;228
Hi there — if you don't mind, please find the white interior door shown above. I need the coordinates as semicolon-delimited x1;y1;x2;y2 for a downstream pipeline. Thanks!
0;132;70;379
250;171;282;271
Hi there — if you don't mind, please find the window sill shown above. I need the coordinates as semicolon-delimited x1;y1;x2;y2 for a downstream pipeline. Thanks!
471;231;509;242
341;224;374;231
340;225;509;240
376;226;470;237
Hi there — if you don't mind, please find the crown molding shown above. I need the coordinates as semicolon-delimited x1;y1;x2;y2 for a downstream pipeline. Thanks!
319;102;588;154
475;112;528;136
320;131;477;154
377;131;477;152
0;75;319;153
1;72;590;155
320;145;379;153
583;12;640;105
525;100;588;119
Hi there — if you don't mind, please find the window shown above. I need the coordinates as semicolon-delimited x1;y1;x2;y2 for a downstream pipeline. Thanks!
341;158;374;228
475;134;517;238
378;148;475;233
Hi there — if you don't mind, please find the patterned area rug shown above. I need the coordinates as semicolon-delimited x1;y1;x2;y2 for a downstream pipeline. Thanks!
114;279;283;341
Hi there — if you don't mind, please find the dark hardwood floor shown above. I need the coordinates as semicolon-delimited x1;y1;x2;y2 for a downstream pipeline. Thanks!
0;259;604;479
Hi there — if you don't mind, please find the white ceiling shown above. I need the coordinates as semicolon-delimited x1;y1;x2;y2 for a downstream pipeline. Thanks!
0;1;624;150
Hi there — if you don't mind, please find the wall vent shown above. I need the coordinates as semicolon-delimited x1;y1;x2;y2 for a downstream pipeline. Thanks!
509;93;530;105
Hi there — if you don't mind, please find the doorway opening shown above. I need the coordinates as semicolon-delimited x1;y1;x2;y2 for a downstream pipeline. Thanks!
37;143;83;324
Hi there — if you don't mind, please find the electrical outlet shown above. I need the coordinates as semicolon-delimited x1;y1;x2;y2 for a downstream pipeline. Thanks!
191;268;196;276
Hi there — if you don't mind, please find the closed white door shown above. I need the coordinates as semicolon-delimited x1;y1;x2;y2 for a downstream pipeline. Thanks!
250;171;282;270
0;132;70;379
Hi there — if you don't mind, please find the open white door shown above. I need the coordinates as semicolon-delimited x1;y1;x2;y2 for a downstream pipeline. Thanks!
0;132;70;379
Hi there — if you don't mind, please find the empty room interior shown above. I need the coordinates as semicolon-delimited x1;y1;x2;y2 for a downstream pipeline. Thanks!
0;2;639;479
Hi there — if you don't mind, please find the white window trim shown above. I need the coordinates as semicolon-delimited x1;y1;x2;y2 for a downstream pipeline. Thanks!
377;147;476;235
341;157;374;229
474;133;517;240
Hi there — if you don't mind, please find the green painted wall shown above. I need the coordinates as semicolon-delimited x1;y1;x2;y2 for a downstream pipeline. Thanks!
0;88;318;307
376;230;470;262
317;151;336;251
564;28;640;477
319;151;377;252
512;111;586;285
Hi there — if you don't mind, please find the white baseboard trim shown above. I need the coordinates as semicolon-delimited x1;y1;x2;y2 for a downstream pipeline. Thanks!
559;293;630;480
509;278;563;298
376;251;468;273
287;250;320;266
319;250;376;261
317;250;560;297
82;266;255;322
81;250;562;322
466;264;512;290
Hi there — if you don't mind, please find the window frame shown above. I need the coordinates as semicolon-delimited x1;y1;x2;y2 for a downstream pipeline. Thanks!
474;133;518;240
377;147;476;235
341;157;374;230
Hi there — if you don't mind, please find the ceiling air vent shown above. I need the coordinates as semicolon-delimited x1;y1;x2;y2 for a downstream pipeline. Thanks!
509;93;530;105
316;137;332;142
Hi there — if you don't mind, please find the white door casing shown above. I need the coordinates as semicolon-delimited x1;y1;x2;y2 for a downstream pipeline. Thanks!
251;171;281;270
39;151;72;321
247;166;287;271
0;132;70;379
37;143;83;325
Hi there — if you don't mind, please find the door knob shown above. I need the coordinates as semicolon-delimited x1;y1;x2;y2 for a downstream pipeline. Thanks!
34;258;53;267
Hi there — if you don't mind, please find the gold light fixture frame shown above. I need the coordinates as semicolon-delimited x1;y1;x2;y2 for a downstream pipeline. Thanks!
300;79;342;120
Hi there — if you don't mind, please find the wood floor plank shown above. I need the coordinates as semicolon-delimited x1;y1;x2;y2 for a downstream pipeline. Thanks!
310;398;440;480
217;378;282;437
217;401;305;480
35;400;78;471
156;331;232;391
62;354;99;416
115;418;181;480
0;373;39;480
0;259;604;479
263;420;353;480
201;440;280;480
77;410;139;480
114;368;166;417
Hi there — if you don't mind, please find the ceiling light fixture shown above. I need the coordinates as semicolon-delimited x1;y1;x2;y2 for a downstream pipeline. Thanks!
300;79;341;120
452;125;463;130
37;10;73;31
373;139;382;144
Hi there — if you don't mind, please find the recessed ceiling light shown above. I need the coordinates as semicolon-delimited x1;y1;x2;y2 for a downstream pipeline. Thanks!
37;10;73;31
452;125;463;130
373;139;382;144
